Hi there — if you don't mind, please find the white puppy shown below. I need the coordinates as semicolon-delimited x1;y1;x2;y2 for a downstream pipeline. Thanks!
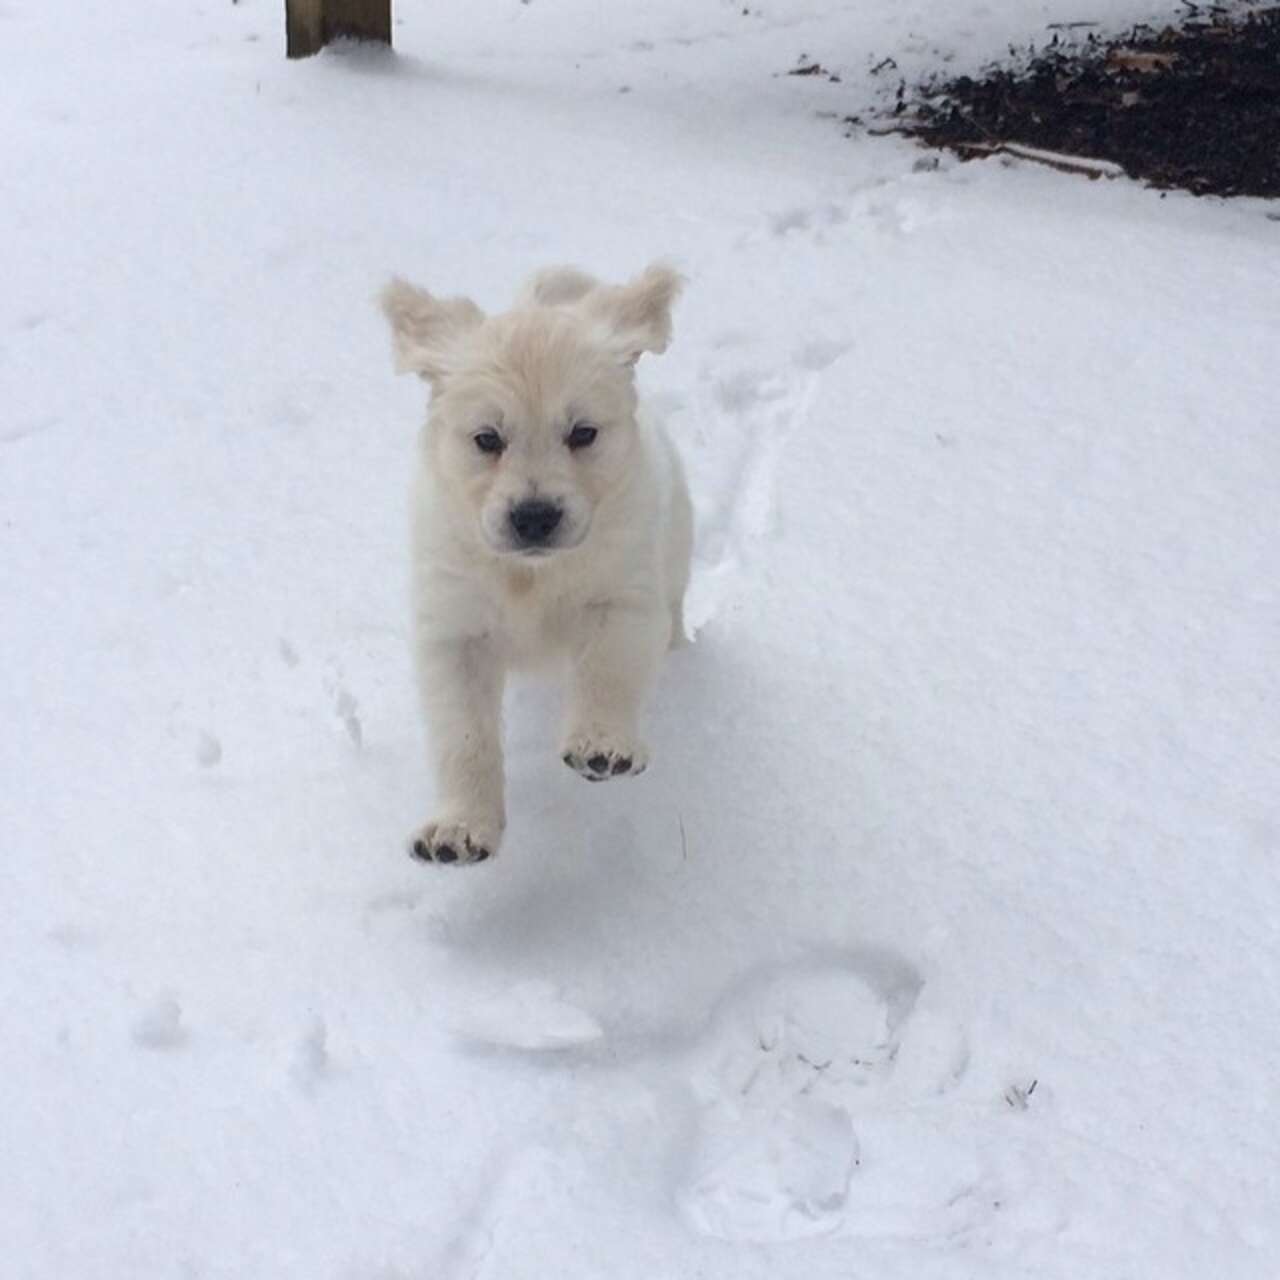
380;263;693;865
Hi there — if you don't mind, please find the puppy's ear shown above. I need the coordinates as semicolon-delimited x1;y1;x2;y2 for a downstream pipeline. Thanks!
379;278;485;385
586;262;683;366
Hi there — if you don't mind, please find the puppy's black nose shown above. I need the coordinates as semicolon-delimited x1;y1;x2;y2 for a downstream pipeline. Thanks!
509;500;563;547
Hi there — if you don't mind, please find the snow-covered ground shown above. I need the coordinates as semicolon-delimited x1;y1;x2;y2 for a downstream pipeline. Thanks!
4;1;1279;1276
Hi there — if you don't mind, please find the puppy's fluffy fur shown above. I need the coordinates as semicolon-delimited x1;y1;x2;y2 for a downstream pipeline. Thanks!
380;263;692;864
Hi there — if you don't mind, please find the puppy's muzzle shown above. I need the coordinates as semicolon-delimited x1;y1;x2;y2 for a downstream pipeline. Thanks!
509;499;564;550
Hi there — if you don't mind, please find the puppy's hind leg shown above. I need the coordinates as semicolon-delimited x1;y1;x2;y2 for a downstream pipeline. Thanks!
669;596;688;650
411;637;506;865
666;456;694;649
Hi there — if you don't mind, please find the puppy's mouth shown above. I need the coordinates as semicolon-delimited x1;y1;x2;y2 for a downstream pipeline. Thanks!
483;534;570;560
505;535;584;559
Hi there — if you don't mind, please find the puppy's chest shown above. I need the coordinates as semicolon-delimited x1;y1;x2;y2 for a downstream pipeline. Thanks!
488;566;582;664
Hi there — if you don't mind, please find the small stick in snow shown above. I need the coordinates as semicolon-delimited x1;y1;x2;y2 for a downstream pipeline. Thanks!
951;140;1126;180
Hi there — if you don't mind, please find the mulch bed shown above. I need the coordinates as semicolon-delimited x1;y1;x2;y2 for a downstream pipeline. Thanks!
904;5;1280;198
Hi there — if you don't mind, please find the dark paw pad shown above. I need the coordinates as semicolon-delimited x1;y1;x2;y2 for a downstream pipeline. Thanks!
563;746;647;782
409;833;491;865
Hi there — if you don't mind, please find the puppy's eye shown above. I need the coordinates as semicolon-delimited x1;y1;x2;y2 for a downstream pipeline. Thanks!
474;429;505;455
566;423;598;450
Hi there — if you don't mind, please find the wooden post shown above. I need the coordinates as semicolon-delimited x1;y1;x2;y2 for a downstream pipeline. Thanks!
286;0;325;57
286;0;391;59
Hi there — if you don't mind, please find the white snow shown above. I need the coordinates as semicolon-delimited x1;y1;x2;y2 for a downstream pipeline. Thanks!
453;980;604;1051
3;1;1279;1277
131;996;188;1051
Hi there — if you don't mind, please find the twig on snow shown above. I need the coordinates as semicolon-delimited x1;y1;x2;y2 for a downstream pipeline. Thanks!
949;139;1126;179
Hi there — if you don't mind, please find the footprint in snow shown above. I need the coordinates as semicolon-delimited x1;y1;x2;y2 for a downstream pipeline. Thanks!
334;688;362;747
195;730;222;768
132;997;188;1050
430;950;994;1253
291;1016;332;1091
677;959;903;1241
685;344;842;633
766;203;851;241
320;664;363;748
681;1097;858;1242
675;951;986;1245
793;336;850;373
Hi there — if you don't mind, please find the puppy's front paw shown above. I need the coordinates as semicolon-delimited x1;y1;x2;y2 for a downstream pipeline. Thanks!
408;818;498;866
562;735;649;783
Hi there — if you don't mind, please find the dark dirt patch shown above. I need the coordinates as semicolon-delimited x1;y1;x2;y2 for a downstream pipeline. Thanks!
905;5;1280;198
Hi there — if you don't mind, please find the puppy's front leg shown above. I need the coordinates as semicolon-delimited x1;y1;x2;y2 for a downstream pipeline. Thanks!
562;601;668;782
412;636;505;864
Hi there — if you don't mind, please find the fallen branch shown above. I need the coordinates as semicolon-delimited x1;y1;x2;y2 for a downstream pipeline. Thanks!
949;139;1126;179
870;125;1127;180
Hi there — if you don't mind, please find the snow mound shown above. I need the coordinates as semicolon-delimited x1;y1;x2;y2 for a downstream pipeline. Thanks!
453;981;604;1051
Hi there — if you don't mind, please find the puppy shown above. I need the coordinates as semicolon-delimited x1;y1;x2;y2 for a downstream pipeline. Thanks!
380;263;693;864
